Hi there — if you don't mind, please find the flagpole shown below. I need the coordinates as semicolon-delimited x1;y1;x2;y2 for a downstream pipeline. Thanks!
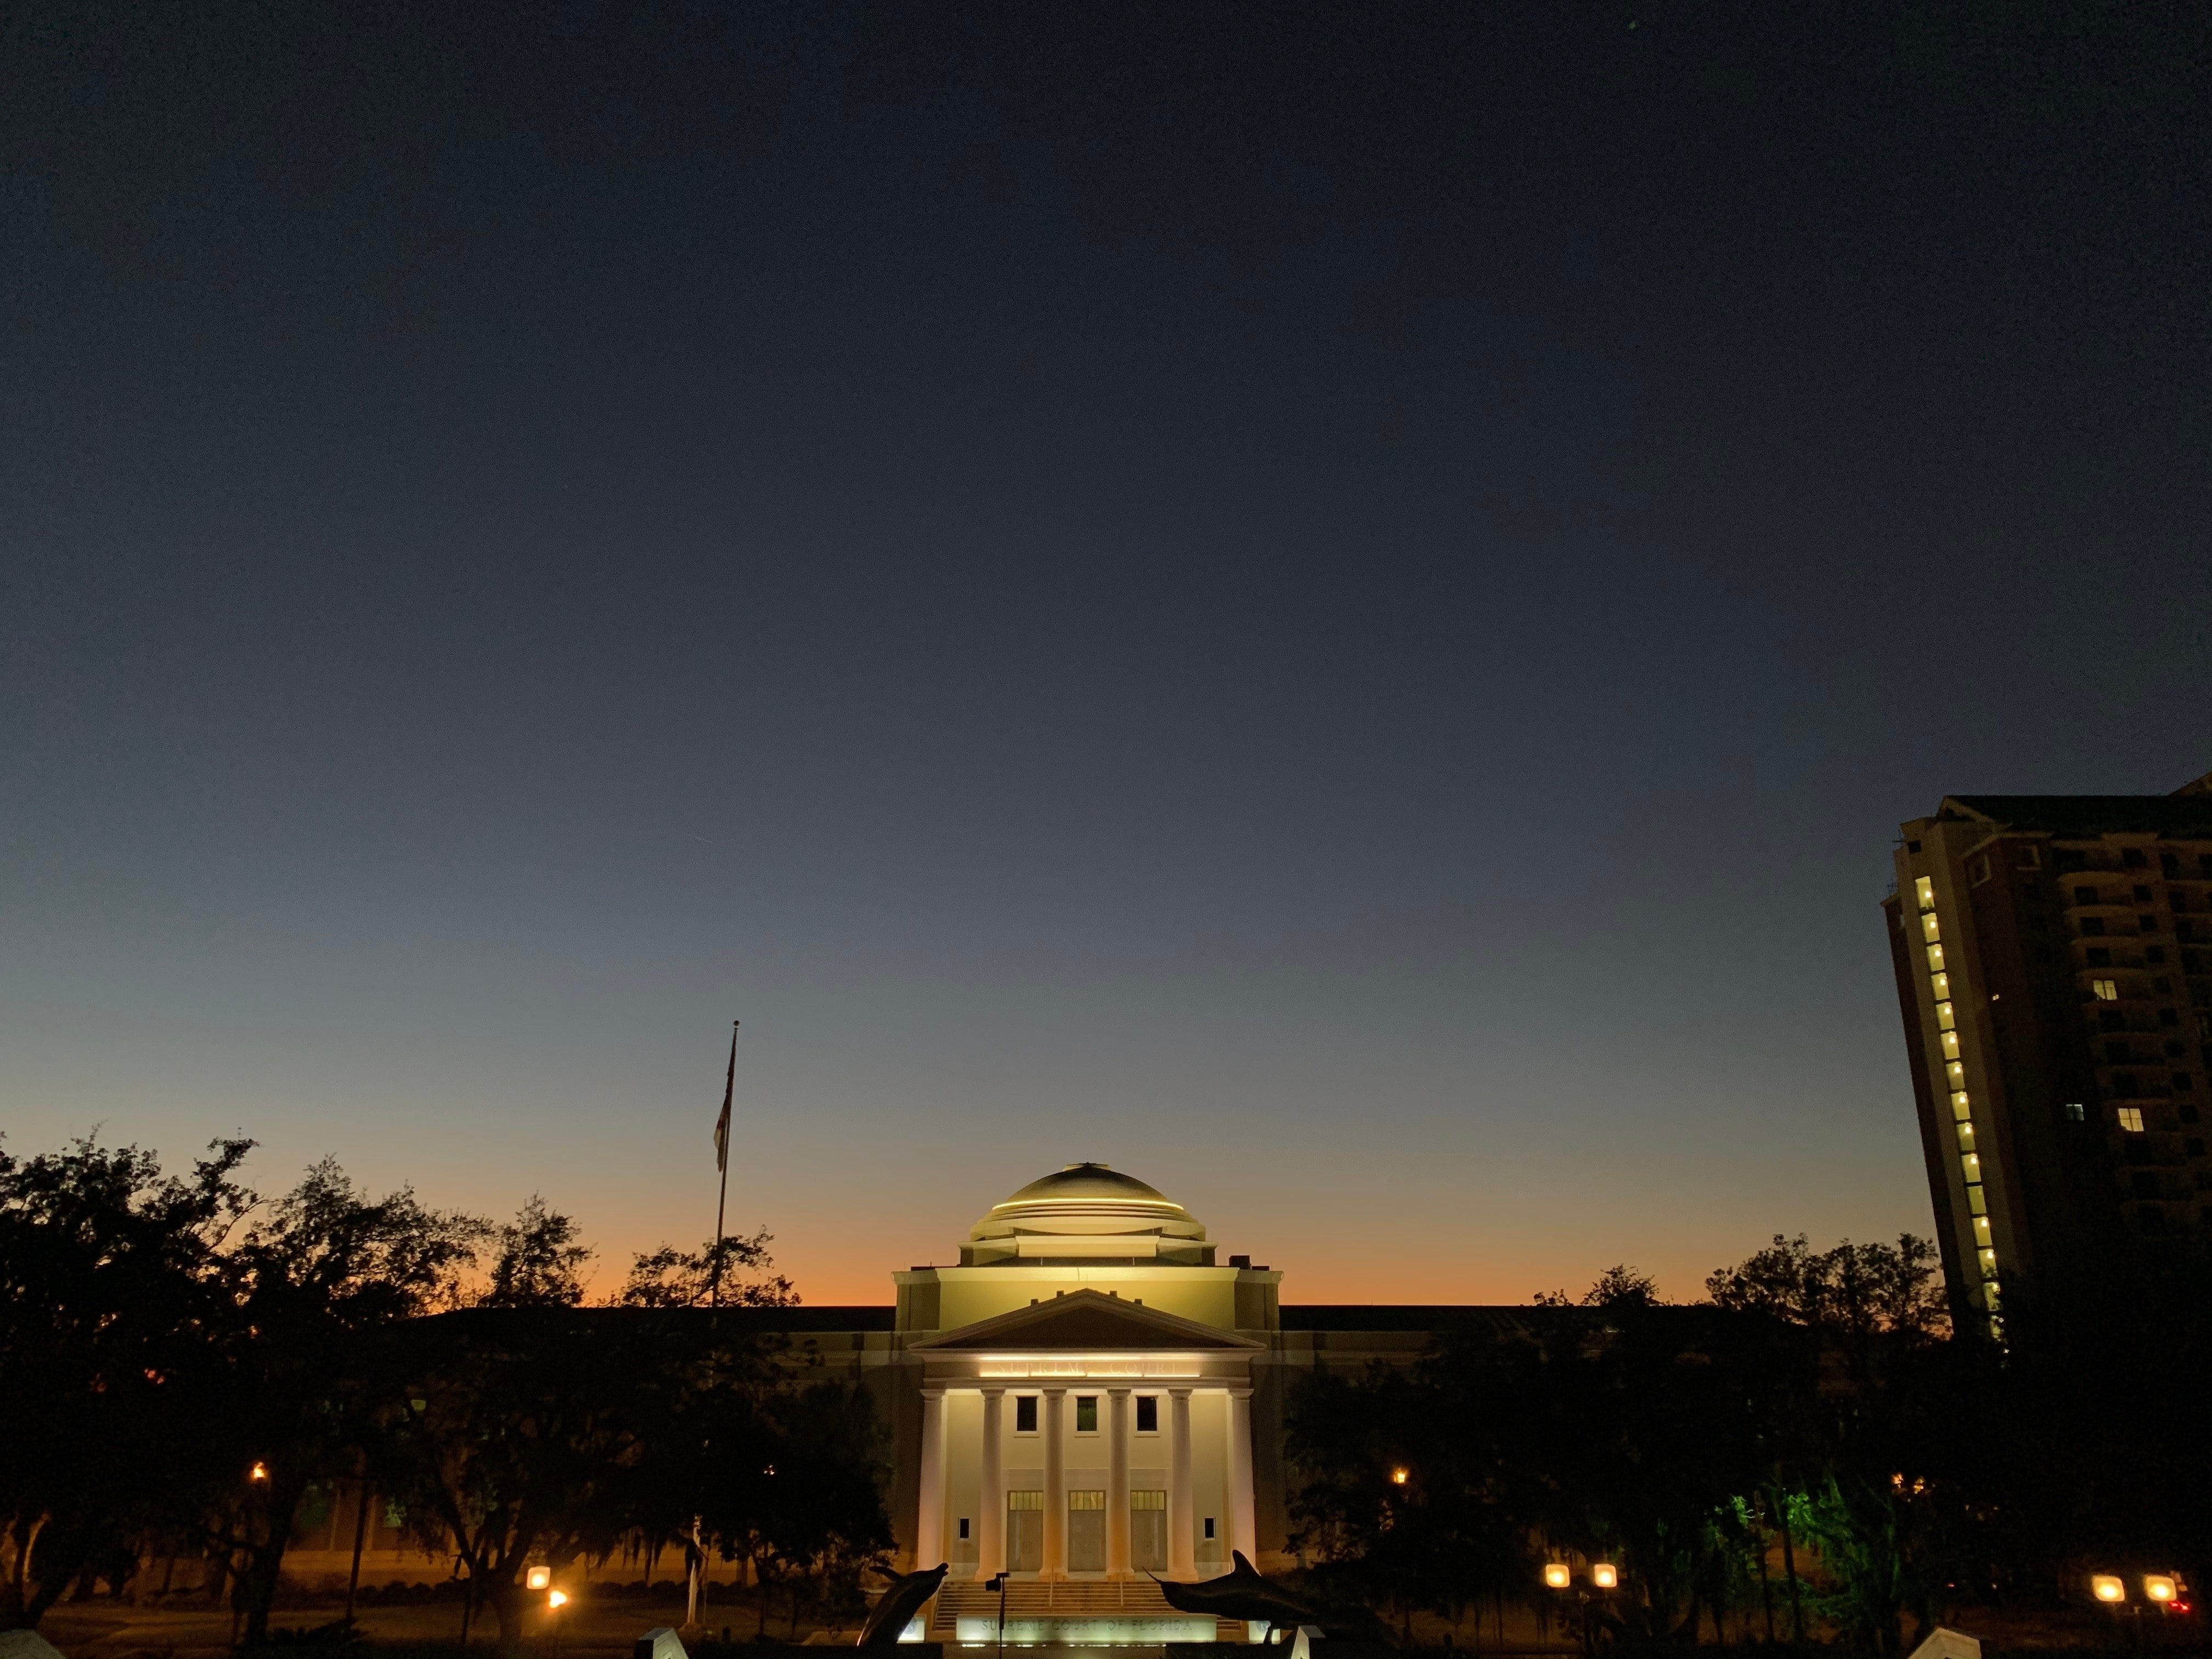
711;1019;737;1308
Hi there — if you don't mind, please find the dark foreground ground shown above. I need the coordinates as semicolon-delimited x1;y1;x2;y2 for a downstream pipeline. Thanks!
26;1594;2205;1659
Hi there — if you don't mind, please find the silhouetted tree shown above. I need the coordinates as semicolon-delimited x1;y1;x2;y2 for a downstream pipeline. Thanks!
219;1160;485;1644
0;1135;253;1628
480;1195;593;1309
617;1229;794;1308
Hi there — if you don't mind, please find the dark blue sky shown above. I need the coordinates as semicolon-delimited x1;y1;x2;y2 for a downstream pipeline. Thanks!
6;2;2207;1300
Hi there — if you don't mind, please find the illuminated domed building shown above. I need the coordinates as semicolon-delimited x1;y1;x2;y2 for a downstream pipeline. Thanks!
780;1161;1485;1643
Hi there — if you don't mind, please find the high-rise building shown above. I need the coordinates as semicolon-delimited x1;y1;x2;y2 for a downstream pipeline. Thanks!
1884;774;2212;1340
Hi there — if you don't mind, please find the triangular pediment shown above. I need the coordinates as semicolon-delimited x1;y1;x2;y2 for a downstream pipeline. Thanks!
909;1288;1262;1351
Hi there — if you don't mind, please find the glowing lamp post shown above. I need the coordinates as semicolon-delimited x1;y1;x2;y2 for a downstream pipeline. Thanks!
1591;1564;1618;1590
2091;1576;2126;1605
2143;1577;2177;1606
1390;1466;1410;1486
527;1567;552;1592
547;1592;568;1610
1544;1564;1572;1590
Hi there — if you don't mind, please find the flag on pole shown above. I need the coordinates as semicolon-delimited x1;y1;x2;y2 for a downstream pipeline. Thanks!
713;1022;737;1172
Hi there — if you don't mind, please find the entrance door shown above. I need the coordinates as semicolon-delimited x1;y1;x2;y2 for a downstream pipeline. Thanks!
1130;1489;1167;1571
1006;1491;1043;1572
1067;1491;1105;1572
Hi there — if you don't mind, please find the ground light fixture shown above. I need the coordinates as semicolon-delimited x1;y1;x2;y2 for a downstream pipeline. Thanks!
526;1567;552;1591
1591;1564;1619;1590
1390;1466;1410;1485
1543;1564;1572;1589
2143;1577;2177;1604
547;1592;568;1610
2091;1576;2126;1604
249;1463;268;1482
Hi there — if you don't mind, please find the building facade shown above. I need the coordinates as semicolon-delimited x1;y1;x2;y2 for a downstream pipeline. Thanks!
774;1162;1515;1644
1883;775;2212;1338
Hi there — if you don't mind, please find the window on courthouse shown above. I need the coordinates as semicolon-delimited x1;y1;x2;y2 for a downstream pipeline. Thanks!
1014;1396;1039;1434
1075;1395;1099;1434
1136;1396;1159;1434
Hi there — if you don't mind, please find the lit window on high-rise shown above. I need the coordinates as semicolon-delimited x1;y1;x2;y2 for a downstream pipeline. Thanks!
2094;979;2118;1001
1936;1001;1956;1031
2118;1107;2146;1132
1927;944;1946;971
1916;877;1935;910
1922;913;1942;943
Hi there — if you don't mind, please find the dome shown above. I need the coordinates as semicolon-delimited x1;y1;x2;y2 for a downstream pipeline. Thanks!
962;1163;1214;1267
1002;1164;1173;1205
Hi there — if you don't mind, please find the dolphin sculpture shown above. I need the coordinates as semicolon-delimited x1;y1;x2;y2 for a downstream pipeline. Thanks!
855;1562;950;1647
1156;1551;1319;1632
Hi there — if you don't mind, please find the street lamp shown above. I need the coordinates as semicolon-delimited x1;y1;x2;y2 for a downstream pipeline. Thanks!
985;1572;1009;1659
249;1462;269;1482
527;1567;552;1592
1544;1564;1572;1590
1591;1564;1618;1590
1390;1466;1410;1486
547;1592;568;1610
2091;1576;2126;1605
2143;1577;2177;1605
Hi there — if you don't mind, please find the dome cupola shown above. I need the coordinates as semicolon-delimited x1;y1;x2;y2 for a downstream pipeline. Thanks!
961;1163;1213;1266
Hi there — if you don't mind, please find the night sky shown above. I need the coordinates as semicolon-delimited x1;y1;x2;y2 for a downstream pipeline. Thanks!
7;3;2208;1304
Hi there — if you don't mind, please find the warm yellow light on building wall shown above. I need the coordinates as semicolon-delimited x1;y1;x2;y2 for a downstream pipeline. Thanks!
2091;1575;2125;1604
1922;913;1941;943
1916;877;1934;909
1543;1564;1572;1589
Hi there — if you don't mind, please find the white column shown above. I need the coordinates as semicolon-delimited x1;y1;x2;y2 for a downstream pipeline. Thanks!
1226;1387;1256;1566
1042;1390;1067;1579
1105;1388;1131;1578
977;1389;1006;1581
916;1389;947;1568
1167;1387;1196;1578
